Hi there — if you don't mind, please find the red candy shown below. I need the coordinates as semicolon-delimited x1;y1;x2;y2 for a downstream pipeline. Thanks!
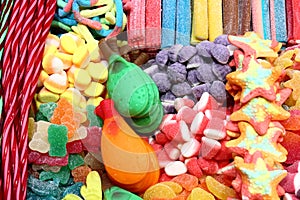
190;112;209;135
28;150;69;166
185;157;203;178
176;106;197;124
193;92;219;112
203;118;226;140
200;137;221;159
197;158;219;175
281;131;300;164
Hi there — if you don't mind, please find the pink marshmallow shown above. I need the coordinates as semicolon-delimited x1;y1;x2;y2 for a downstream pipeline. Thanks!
176;106;197;124
161;119;180;141
155;131;169;145
185;157;203;178
190;112;209;135
216;162;237;177
181;138;201;158
179;120;192;142
174;97;195;111
159;114;176;130
193;92;219;112
203;118;226;140
164;161;187;176
156;149;173;168
164;142;181;160
200;136;221;159
204;109;226;120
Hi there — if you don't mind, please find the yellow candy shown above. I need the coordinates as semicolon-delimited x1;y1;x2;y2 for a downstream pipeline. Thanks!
143;183;177;200
43;44;58;57
60;34;78;54
187;187;215;200
86;62;108;83
45;33;60;48
206;176;237;200
72;44;90;68
42;54;64;74
55;52;73;70
208;0;223;41
83;82;105;97
160;181;183;194
62;194;83;200
60;87;83;106
80;171;102;200
67;66;77;83
191;0;208;44
34;94;42;109
295;48;300;62
79;95;87;109
37;87;60;103
44;71;69;94
87;97;104;107
105;11;116;25
38;70;49;87
28;117;36;141
74;69;91;91
87;42;101;63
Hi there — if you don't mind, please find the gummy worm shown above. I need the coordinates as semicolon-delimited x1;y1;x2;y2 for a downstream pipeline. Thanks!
80;0;114;18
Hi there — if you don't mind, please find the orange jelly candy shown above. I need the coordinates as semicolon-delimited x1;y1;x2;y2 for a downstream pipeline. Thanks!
171;174;199;192
206;176;237;200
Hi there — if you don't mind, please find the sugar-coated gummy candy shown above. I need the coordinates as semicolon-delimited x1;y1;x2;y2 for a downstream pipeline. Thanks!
37;102;57;121
27;190;57;200
143;64;160;77
28;150;69;166
171;82;192;97
168;44;183;62
210;44;230;64
143;183;177;200
68;154;85;170
28;117;36;140
152;73;172;93
81;126;102;153
67;140;83;154
71;165;92;183
196;64;217;83
187;69;200;86
160;91;176;102
281;131;300;164
187;55;202;69
35;111;48;121
27;175;61;197
160;181;183;194
178;46;197;63
206;175;237;200
171;174;199;192
32;164;61;173
104;186;143;200
212;63;232;82
155;49;169;68
209;81;227;103
39;166;70;185
86;105;103;127
192;83;211;100
167;62;187;83
195;41;215;57
48;124;68;157
62;182;83;198
80;171;102;200
187;187;215;200
214;34;230;46
84;153;103;170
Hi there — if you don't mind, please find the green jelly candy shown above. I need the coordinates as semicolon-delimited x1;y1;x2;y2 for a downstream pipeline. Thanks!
86;105;103;127
68;154;84;170
62;182;84;198
48;124;68;157
35;111;48;122
104;186;143;200
38;102;57;121
39;166;70;185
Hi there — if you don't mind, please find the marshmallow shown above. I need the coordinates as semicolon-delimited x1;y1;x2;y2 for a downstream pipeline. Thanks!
38;70;49;87
165;161;187;176
60;33;78;54
74;69;92;91
86;61;108;83
181;138;201;158
86;96;104;107
37;87;60;103
83;81;105;97
72;44;90;68
45;33;60;48
60;87;83;106
44;71;69;94
43;44;58;57
55;52;73;70
42;54;64;74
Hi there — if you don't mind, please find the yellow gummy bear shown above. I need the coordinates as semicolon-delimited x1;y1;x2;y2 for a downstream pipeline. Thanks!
80;171;102;200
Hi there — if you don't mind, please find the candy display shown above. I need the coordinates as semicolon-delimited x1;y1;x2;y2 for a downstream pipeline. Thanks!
3;0;300;199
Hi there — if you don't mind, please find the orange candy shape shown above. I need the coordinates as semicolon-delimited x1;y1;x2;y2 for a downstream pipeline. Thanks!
171;174;199;192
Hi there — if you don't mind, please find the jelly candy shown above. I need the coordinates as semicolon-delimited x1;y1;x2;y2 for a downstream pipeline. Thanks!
35;111;48;122
62;194;83;200
80;171;102;200
187;187;215;200
69;126;88;143
104;186;143;200
205;175;237;200
160;181;183;194
66;140;83;154
86;104;103;127
48;124;68;157
62;182;84;198
68;154;84;170
81;126;102;153
32;164;61;173
29;131;50;153
143;183;177;200
171;174;199;192
281;131;300;164
83;153;103;170
39;166;70;185
38;102;57;121
28;150;69;166
71;165;92;183
28;117;36;140
27;175;61;197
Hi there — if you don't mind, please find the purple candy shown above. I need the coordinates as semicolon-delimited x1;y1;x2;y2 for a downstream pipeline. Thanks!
210;44;230;64
209;81;226;103
196;41;215;57
214;34;230;46
143;64;161;77
192;83;211;100
212;63;232;82
178;46;197;63
187;55;202;69
155;49;169;68
160;91;176;102
141;59;156;70
168;44;183;62
187;69;200;86
196;64;217;83
167;62;187;83
171;82;192;97
162;102;176;114
152;73;172;93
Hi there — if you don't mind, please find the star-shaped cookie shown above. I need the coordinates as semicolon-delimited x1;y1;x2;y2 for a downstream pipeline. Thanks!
226;55;281;103
226;122;287;163
234;156;287;200
283;70;300;101
230;97;290;135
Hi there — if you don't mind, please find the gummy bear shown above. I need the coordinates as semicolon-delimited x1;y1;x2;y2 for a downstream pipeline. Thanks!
80;171;102;200
86;104;103;127
48;124;68;157
39;166;70;185
71;165;92;183
28;150;69;166
27;175;61;197
37;102;57;121
68;154;84;170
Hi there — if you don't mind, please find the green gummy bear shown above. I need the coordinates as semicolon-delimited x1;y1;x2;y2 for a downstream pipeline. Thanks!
37;102;57;121
86;105;103;127
68;154;85;170
39;166;70;185
35;111;48;122
48;124;68;157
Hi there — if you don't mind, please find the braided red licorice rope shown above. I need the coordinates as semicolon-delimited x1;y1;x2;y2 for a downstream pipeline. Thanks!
1;0;55;199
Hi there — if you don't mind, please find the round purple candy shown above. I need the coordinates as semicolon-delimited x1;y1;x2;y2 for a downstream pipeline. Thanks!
212;63;232;82
196;41;215;58
171;82;192;97
177;46;197;63
209;80;226;103
196;64;217;83
155;49;169;69
152;72;171;93
214;34;230;46
168;44;183;62
167;62;187;83
187;69;200;86
192;83;211;100
210;44;230;64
